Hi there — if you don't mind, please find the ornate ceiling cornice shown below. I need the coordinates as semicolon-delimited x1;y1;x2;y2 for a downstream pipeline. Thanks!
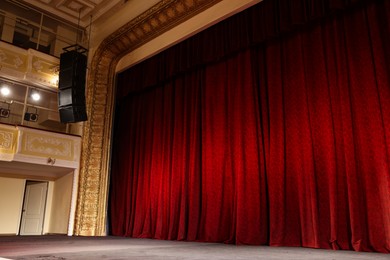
102;0;223;59
74;0;222;236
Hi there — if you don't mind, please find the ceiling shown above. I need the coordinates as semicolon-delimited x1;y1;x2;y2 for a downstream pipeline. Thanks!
0;160;74;181
15;0;134;27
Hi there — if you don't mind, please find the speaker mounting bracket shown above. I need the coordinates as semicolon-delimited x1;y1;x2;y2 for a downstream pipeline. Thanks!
63;44;88;55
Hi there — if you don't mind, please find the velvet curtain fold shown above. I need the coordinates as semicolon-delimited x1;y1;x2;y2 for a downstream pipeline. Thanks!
110;0;390;252
116;0;381;98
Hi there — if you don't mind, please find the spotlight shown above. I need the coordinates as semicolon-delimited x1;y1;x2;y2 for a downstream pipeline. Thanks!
24;112;38;122
0;108;10;118
24;107;38;122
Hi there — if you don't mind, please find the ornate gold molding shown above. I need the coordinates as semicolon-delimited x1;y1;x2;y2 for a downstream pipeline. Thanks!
74;0;223;236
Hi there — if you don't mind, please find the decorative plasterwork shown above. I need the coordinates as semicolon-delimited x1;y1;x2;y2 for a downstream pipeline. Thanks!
74;0;223;236
0;42;28;78
0;42;59;89
0;124;81;165
27;49;60;88
0;125;18;161
101;0;223;57
20;132;74;161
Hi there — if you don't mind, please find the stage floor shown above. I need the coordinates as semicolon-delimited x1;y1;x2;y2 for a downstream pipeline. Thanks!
0;236;388;259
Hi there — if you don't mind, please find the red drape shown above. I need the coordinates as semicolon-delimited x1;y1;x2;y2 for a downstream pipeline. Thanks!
110;0;390;252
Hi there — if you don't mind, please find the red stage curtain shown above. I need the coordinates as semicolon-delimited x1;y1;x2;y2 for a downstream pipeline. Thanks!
115;0;380;99
110;0;390;252
110;70;203;240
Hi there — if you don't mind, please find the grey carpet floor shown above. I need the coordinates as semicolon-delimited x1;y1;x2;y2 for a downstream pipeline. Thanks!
0;236;388;260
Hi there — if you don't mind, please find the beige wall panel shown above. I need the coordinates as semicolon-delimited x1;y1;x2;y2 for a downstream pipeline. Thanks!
0;177;25;234
43;181;54;234
49;173;73;234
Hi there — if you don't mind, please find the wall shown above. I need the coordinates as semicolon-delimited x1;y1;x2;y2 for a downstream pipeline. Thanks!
1;14;16;42
48;172;73;234
0;177;25;235
43;181;54;234
52;25;78;58
0;174;74;235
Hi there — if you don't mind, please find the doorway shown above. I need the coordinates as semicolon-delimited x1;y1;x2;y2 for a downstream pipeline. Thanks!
19;181;48;235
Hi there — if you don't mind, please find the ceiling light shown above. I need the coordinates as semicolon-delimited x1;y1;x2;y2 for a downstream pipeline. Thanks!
1;86;10;96
31;91;41;101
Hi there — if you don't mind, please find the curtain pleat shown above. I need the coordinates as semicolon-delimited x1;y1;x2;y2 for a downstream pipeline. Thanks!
110;0;390;252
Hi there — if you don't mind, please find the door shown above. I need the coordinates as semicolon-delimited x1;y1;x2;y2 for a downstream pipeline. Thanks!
19;181;48;235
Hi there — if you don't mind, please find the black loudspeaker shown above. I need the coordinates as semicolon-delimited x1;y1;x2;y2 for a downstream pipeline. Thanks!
58;87;86;107
59;50;87;90
59;105;87;123
58;45;88;123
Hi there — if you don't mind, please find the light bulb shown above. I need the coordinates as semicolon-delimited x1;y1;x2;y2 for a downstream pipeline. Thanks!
1;86;10;96
31;92;41;101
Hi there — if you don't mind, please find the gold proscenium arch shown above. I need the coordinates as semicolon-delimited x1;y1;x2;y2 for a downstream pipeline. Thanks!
74;0;223;236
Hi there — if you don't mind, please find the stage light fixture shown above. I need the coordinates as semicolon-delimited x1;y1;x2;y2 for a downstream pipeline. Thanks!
0;108;10;118
24;107;38;122
24;112;38;122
